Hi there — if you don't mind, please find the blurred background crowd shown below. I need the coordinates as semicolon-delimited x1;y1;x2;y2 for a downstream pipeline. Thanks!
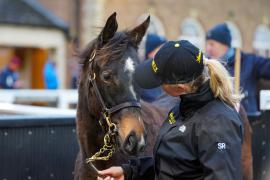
0;0;269;89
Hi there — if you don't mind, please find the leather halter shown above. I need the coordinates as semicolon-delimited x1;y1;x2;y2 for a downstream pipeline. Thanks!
87;49;141;129
84;49;141;173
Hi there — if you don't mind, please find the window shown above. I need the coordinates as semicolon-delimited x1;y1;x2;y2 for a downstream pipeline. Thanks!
253;24;270;58
137;14;165;36
179;17;205;50
226;21;242;48
137;14;165;60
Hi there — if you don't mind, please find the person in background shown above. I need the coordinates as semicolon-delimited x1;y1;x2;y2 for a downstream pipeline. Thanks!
70;58;81;89
43;60;59;89
0;56;22;89
206;23;270;116
139;33;166;102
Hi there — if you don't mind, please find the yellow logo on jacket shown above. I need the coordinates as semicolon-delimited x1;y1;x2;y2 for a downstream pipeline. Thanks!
152;59;158;73
196;50;202;63
168;112;176;124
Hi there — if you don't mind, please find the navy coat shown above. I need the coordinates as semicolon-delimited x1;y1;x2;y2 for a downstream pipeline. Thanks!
226;50;270;116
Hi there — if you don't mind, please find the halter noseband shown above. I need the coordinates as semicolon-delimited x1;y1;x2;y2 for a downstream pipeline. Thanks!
85;49;141;167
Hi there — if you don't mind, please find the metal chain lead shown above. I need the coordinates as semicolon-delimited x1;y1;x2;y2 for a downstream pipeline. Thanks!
85;120;117;163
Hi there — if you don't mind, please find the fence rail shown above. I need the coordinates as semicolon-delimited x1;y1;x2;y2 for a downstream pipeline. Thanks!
0;89;78;109
0;103;76;116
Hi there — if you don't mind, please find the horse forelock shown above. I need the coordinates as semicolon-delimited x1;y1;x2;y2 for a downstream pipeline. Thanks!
79;31;132;68
97;32;130;65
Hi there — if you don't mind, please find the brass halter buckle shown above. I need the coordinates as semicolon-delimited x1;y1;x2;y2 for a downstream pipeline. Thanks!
90;73;96;81
103;113;117;132
89;49;96;62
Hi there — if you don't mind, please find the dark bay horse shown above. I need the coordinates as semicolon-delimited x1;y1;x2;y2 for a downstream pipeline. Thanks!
74;12;253;180
74;13;166;180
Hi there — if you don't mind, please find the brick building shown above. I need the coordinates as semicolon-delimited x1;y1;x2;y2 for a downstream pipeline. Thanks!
78;0;270;56
0;0;70;88
1;0;269;88
99;0;270;55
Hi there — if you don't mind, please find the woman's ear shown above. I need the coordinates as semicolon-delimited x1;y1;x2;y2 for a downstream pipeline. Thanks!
162;84;188;96
175;84;189;95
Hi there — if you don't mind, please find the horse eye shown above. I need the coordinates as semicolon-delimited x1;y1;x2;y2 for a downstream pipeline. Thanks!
101;71;112;82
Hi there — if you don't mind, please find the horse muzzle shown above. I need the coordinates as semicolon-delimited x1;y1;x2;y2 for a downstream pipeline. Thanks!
122;130;146;155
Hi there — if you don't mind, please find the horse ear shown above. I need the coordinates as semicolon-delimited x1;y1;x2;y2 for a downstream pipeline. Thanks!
98;12;118;46
128;16;150;47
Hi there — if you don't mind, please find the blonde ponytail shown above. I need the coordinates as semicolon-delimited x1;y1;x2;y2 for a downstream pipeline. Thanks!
204;58;241;107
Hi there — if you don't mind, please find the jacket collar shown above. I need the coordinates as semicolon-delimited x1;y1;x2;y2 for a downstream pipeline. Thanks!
180;80;215;118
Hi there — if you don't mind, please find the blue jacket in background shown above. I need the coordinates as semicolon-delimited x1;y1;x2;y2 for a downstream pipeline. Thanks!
0;67;18;89
139;86;163;103
44;62;59;89
226;49;270;116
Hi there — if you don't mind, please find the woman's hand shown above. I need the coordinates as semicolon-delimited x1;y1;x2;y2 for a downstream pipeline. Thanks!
97;166;124;180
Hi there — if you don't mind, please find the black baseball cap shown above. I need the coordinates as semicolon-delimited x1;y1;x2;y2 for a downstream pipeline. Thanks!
135;40;204;89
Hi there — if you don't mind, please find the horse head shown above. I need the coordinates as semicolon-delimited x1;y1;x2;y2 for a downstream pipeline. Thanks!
78;12;150;156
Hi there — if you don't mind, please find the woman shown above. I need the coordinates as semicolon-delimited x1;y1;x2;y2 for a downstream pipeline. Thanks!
98;40;243;180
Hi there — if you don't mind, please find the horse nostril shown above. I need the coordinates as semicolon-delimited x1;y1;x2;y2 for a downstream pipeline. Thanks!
124;132;137;153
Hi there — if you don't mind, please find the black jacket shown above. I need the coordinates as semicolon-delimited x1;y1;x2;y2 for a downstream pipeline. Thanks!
122;82;243;180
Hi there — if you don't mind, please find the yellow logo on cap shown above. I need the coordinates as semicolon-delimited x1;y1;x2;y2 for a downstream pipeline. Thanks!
152;59;158;73
174;43;180;48
168;112;176;124
196;49;202;63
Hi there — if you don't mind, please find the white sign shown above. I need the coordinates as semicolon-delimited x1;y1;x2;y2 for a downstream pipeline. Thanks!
260;90;270;110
